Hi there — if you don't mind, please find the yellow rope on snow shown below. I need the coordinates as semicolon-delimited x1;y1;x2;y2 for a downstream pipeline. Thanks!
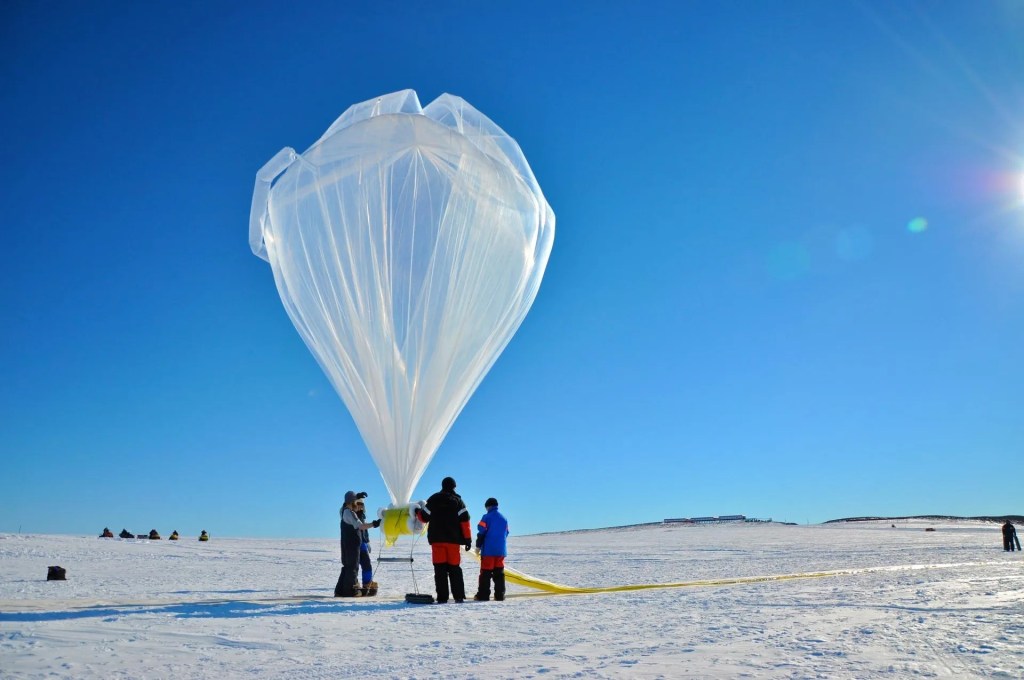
500;563;845;594
466;551;944;595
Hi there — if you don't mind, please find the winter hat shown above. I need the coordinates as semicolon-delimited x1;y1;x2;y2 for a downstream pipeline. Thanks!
344;490;357;504
441;477;457;491
485;498;498;509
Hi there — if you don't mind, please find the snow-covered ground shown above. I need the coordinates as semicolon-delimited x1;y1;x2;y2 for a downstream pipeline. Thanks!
1;519;1022;678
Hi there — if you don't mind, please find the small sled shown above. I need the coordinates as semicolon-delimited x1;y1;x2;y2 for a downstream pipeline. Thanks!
405;593;434;605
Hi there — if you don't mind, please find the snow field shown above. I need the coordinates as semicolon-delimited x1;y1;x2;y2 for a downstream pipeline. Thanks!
1;520;1022;678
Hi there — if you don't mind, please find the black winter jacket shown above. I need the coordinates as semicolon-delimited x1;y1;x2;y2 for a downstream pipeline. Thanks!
423;490;470;545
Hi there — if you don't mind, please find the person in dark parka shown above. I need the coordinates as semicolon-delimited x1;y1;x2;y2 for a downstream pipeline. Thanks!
1002;521;1019;552
335;491;380;597
473;497;509;601
416;477;472;603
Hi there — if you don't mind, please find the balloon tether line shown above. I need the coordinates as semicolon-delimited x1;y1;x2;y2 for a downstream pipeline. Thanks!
375;525;425;595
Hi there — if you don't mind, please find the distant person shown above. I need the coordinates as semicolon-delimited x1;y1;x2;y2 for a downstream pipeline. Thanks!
354;497;378;596
148;529;161;540
169;530;179;540
198;530;209;542
335;491;380;597
1002;521;1019;552
473;497;509;601
416;477;472;603
100;528;114;538
118;529;134;539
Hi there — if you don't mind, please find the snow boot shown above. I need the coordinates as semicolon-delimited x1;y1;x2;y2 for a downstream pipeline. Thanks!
363;581;378;597
474;569;492;601
433;564;450;603
493;567;506;601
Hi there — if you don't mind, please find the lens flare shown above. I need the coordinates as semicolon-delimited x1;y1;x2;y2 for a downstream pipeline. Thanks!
766;242;811;280
835;225;873;262
907;217;928;233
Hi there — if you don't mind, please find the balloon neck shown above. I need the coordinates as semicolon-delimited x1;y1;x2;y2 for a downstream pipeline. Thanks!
378;503;427;546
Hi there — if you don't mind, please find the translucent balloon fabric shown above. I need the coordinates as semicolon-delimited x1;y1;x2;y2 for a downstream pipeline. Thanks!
250;90;554;504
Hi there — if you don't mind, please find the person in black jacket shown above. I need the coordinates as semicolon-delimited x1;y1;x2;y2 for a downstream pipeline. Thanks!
335;490;380;597
416;477;472;603
1002;521;1019;552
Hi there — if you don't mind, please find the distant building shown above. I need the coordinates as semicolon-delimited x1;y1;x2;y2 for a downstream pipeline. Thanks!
663;515;751;525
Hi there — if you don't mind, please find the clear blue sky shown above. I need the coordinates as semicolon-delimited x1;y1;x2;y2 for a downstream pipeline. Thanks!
3;1;1022;538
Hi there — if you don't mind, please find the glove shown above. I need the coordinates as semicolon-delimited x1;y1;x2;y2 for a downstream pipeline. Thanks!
464;539;472;552
356;491;368;500
372;518;381;528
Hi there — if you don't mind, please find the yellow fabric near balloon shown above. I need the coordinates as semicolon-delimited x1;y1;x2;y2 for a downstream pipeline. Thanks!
380;507;425;547
469;551;845;594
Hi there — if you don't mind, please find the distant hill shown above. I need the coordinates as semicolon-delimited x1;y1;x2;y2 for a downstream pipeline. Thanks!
531;516;1024;537
825;515;1024;524
532;521;663;536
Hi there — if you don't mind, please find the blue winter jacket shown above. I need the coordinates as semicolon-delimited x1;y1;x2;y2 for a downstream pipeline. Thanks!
476;507;509;557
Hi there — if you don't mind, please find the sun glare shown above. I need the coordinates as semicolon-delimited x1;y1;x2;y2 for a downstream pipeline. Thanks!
907;217;928;233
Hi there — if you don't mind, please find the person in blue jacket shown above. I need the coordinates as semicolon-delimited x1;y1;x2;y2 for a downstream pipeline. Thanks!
473;497;509;601
354;497;378;595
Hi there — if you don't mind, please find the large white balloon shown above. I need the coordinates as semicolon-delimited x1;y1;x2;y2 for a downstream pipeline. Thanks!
250;90;554;504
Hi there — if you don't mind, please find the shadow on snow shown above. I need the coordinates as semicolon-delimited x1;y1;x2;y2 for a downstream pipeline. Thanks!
0;599;405;622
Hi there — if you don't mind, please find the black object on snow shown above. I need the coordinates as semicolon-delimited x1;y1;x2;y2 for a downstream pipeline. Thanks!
47;566;66;581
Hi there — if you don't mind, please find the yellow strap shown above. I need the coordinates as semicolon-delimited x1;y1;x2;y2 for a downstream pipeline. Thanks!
470;551;857;594
502;565;846;594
